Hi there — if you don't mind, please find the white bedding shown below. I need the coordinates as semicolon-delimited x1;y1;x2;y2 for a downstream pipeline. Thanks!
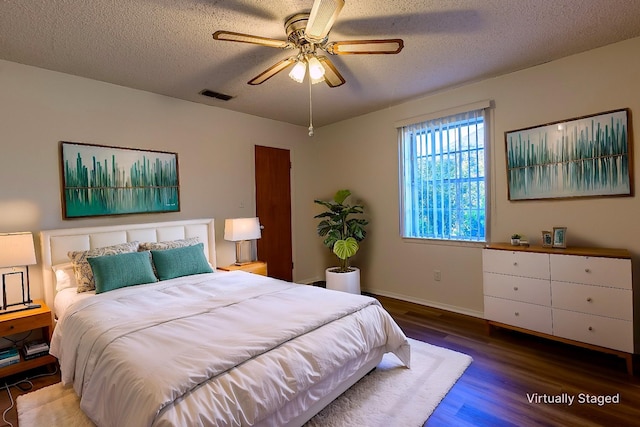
50;271;410;427
53;287;93;320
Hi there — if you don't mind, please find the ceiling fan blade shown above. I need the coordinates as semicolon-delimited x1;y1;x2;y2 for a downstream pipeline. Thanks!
326;39;404;54
213;31;292;49
316;56;345;87
305;0;345;42
248;57;297;85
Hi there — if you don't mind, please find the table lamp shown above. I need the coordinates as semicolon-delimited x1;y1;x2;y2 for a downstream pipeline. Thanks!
224;218;261;265
0;232;39;313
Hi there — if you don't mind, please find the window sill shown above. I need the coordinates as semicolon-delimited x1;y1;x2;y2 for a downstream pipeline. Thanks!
401;237;486;249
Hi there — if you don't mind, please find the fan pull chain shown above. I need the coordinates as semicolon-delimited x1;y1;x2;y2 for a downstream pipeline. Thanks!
308;75;314;137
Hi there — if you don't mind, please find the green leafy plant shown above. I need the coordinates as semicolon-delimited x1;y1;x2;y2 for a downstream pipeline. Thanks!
511;233;521;239
314;189;368;273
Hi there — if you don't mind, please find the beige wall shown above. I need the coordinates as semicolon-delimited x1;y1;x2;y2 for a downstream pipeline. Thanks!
3;36;640;316
311;36;640;316
0;59;315;298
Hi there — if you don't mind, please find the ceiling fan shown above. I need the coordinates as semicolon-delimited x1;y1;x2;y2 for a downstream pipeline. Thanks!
212;0;404;88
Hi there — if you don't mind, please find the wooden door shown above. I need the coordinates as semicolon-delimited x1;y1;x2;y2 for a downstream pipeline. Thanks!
254;145;293;281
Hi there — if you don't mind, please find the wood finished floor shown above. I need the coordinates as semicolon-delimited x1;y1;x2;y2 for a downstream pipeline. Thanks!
0;296;639;426
374;295;640;427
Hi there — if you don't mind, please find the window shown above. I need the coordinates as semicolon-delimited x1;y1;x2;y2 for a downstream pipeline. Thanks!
399;104;488;242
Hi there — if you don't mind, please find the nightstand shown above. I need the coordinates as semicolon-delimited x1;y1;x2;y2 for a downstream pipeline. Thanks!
218;261;267;276
0;300;56;378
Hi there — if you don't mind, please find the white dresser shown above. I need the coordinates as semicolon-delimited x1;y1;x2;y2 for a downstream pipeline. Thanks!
483;243;634;374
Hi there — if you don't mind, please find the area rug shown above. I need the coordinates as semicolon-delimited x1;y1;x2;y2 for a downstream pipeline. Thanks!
17;338;472;427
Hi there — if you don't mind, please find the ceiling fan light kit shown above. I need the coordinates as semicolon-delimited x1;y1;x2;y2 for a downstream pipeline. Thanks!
289;60;307;83
307;56;326;81
213;0;404;135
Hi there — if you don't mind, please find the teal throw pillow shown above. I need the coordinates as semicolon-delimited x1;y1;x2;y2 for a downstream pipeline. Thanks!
151;243;213;281
88;251;157;294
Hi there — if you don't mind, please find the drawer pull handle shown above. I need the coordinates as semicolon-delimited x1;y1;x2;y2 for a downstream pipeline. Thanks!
513;262;518;266
513;286;518;291
585;268;591;273
514;312;519;316
588;326;593;331
586;297;593;302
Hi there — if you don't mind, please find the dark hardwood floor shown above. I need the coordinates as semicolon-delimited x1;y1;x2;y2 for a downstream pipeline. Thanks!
374;295;640;427
1;296;638;426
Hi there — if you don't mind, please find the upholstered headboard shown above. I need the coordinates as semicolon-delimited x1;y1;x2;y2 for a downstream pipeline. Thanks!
39;218;216;312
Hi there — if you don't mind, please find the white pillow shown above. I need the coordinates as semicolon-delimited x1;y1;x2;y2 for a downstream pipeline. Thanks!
52;262;77;292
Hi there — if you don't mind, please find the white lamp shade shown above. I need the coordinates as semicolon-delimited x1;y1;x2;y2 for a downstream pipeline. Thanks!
307;56;325;80
289;60;307;83
224;218;261;241
0;232;37;268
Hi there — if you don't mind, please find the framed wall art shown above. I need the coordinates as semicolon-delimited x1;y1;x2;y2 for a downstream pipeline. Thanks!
60;141;179;218
506;109;632;201
552;227;567;248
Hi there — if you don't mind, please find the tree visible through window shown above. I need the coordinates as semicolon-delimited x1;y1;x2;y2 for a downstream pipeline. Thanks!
399;107;487;242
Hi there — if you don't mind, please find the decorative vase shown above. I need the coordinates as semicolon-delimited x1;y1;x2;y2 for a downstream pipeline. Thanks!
325;267;361;294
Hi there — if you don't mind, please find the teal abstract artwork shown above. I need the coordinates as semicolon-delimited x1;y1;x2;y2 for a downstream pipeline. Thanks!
61;142;179;218
506;109;630;200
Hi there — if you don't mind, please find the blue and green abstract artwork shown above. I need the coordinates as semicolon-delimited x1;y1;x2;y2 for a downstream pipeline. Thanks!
61;142;179;217
506;109;630;200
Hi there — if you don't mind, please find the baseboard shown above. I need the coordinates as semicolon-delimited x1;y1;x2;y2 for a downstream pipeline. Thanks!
365;287;484;319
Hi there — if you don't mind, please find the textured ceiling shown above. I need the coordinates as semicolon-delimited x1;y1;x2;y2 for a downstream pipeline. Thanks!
1;0;640;128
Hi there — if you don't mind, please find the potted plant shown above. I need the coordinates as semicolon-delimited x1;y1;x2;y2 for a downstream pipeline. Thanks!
314;189;368;293
511;234;521;246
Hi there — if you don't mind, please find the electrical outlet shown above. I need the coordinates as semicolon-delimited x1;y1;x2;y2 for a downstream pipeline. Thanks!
433;270;441;281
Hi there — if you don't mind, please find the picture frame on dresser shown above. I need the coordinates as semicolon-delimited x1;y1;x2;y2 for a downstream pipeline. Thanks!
541;230;553;247
552;227;567;248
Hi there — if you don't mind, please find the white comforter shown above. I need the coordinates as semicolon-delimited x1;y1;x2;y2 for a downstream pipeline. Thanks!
50;271;410;427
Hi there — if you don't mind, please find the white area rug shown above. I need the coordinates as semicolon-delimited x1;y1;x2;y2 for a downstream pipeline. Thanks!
17;338;471;427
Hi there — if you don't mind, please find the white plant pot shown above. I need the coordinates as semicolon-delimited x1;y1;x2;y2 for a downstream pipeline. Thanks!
325;267;361;294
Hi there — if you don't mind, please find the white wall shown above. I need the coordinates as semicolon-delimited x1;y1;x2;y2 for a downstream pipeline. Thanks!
0;59;315;298
3;36;640;316
311;36;640;316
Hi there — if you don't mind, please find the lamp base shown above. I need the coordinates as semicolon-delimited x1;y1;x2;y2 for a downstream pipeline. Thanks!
0;302;40;315
234;240;254;265
2;269;34;313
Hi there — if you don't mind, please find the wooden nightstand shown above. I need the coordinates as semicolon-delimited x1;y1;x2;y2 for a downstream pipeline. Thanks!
218;261;268;276
0;300;56;378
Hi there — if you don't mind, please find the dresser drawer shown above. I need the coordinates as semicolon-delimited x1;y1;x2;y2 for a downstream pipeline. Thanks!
550;255;631;289
483;249;549;279
484;296;552;334
552;309;633;352
484;272;551;305
551;281;632;321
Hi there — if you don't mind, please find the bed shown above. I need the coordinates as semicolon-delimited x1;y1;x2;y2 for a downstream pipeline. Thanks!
40;218;410;426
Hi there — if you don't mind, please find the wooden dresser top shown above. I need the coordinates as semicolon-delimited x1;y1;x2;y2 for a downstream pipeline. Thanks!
485;243;631;259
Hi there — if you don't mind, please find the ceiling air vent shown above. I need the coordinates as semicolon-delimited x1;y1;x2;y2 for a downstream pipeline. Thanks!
199;89;234;101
